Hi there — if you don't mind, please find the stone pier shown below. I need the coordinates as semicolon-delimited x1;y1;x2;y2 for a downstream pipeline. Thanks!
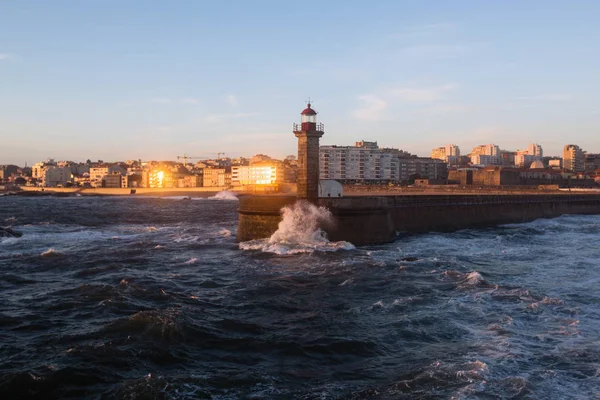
237;194;600;245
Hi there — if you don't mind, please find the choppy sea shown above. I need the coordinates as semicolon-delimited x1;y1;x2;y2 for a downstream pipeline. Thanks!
1;193;599;399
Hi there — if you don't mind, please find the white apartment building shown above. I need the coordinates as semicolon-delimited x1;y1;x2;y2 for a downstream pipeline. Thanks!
231;164;284;185
42;166;71;187
513;144;543;167
515;154;540;168
320;141;446;182
89;165;126;187
470;154;499;166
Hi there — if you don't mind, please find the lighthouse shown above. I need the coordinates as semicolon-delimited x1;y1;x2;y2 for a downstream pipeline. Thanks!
293;103;324;203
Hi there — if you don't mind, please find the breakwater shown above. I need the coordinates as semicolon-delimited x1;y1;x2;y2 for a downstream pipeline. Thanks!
238;193;600;245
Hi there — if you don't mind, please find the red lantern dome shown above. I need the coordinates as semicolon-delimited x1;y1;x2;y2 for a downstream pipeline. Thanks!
300;103;317;116
301;103;317;124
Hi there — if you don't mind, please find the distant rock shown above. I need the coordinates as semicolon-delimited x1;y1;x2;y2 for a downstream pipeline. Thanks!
0;227;22;238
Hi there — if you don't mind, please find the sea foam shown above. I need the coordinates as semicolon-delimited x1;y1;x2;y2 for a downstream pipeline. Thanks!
239;200;355;254
207;191;238;201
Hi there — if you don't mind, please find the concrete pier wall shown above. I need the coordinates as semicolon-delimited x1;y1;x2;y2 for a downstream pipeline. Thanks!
238;194;600;245
237;196;297;242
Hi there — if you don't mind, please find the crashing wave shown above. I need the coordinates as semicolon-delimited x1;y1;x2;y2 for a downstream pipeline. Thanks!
239;200;355;254
207;191;238;201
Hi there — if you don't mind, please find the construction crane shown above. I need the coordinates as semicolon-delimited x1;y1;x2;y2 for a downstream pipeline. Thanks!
177;153;226;166
176;154;204;167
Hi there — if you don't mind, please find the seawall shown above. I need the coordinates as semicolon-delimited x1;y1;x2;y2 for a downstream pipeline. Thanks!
237;194;600;245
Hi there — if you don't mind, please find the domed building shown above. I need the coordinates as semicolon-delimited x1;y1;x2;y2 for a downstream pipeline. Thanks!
529;160;544;169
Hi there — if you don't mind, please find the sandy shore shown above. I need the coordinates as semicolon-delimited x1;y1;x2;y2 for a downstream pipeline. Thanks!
9;187;236;198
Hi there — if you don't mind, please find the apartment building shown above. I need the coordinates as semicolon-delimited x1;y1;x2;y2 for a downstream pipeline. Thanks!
430;144;460;164
89;165;126;187
320;141;446;183
563;144;584;172
231;164;284;186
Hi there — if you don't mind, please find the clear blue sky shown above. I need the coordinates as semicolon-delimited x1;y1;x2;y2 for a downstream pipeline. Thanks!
1;0;599;165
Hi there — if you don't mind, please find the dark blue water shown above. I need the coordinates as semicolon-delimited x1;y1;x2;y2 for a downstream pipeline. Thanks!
1;196;599;399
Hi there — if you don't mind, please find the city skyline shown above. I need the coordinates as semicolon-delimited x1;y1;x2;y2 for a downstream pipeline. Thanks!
2;1;600;165
0;139;591;169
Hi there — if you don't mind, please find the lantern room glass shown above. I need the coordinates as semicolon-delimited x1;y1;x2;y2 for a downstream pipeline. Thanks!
301;114;316;123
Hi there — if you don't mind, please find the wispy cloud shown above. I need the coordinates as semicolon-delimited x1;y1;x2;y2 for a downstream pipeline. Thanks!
204;112;258;123
515;94;573;102
225;94;238;106
353;83;461;121
353;95;388;121
389;83;458;102
0;53;17;61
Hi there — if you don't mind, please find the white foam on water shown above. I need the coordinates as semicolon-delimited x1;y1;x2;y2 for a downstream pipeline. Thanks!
218;228;232;237
0;237;19;245
464;271;484;286
239;200;355;254
162;196;192;200
184;257;198;264
207;191;238;201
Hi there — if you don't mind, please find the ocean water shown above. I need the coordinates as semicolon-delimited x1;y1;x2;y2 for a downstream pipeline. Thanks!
1;195;599;399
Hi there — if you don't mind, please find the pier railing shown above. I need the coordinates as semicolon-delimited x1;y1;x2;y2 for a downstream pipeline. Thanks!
293;122;324;132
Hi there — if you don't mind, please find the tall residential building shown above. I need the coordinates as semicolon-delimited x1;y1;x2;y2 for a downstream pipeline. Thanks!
430;144;460;164
320;141;446;182
471;144;499;157
584;153;600;172
527;143;543;158
563;144;584;172
430;147;446;161
445;144;460;158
